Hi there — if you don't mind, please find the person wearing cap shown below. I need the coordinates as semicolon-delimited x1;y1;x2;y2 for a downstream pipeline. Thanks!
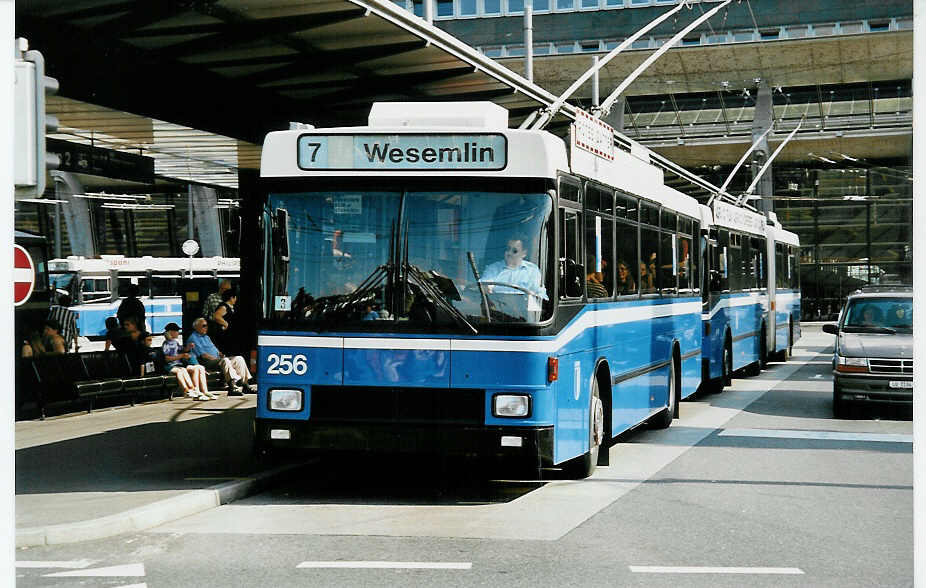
188;317;256;396
162;322;215;401
41;319;66;355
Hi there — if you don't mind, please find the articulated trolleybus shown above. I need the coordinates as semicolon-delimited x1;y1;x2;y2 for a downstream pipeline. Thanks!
699;202;801;393
252;102;712;478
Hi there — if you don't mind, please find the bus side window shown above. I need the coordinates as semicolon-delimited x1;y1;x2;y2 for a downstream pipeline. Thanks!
584;213;613;299
559;208;583;299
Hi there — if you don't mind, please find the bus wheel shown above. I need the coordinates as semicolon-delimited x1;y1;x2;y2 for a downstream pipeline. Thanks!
722;340;733;386
649;356;677;430
565;378;603;479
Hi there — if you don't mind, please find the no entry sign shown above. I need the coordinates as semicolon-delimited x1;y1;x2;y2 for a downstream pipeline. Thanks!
14;244;36;306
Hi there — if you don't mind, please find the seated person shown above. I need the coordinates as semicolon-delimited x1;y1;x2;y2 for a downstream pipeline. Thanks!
616;259;636;294
188;317;257;396
585;257;610;299
162;322;215;401
481;237;548;300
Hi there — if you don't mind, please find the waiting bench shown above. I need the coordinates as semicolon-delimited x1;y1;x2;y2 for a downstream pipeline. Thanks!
16;351;228;419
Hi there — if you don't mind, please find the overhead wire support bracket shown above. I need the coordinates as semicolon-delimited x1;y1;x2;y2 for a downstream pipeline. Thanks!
596;0;732;119
738;117;805;205
529;0;689;131
707;125;773;207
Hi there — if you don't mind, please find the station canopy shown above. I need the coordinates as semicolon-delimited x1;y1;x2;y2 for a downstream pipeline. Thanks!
17;0;553;187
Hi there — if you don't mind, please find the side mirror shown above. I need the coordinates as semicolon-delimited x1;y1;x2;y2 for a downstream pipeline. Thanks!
822;323;839;335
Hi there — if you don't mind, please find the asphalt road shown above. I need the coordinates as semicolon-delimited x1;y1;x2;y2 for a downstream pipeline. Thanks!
15;331;913;588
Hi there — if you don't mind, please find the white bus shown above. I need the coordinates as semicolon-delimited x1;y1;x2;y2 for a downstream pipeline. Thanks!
48;255;239;336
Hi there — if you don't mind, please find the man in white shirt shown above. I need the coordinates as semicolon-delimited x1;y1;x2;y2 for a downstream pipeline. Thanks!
481;237;547;300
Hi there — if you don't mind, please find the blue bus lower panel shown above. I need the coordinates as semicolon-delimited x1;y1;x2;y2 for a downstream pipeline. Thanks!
255;419;555;467
702;292;767;378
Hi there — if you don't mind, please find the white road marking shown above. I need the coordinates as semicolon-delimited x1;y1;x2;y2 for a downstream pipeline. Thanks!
44;563;145;577
16;560;93;568
630;566;804;575
720;428;913;443
113;584;148;588
297;561;472;570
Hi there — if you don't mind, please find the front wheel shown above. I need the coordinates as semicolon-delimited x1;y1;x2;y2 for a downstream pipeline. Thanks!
564;377;604;479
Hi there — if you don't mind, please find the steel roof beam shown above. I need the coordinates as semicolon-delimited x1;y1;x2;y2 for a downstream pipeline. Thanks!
146;9;367;59
237;41;429;86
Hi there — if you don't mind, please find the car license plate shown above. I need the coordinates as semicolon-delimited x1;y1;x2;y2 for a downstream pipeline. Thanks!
889;380;913;389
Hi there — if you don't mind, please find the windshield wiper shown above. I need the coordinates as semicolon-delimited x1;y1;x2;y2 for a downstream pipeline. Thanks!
404;263;478;335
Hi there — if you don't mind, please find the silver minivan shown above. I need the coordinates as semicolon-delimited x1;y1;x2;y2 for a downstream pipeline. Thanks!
823;287;913;418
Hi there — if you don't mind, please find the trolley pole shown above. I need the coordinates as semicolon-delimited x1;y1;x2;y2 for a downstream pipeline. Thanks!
524;3;533;83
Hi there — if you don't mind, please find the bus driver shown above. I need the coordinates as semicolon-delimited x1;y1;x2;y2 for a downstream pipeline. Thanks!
481;237;547;300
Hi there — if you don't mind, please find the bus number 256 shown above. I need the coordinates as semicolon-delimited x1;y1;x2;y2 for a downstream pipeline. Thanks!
266;353;308;375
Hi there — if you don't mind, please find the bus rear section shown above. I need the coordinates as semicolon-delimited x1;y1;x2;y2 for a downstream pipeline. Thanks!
702;200;770;387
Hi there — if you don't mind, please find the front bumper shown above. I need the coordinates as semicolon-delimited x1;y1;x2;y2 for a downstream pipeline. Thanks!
255;419;555;467
833;373;913;406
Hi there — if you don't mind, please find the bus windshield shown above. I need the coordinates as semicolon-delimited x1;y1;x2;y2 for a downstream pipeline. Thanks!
264;187;554;329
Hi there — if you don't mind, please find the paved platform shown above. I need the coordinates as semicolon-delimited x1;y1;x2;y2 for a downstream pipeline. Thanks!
15;324;838;547
15;394;308;547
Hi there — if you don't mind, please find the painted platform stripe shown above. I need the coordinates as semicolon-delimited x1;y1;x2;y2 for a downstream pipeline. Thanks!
259;300;701;354
629;566;804;575
297;561;472;570
720;429;913;443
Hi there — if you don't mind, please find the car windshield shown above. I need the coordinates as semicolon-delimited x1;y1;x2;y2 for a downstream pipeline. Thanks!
263;186;554;329
843;297;913;331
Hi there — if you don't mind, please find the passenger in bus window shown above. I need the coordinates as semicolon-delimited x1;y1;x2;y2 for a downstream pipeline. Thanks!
585;256;609;299
481;237;547;299
616;260;636;294
640;252;657;293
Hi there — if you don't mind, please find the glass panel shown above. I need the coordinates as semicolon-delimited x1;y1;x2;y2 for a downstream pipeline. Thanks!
843;297;912;331
640;202;658;226
484;0;501;13
678;234;692;293
461;0;477;14
438;0;454;16
265;189;554;326
560;209;582;299
581;0;598;7
584;215;613;298
615;220;638;295
660;231;676;295
533;0;550;10
640;227;659;293
557;0;574;9
507;0;523;12
660;209;676;231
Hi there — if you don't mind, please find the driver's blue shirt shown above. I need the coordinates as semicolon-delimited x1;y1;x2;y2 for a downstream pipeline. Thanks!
481;259;547;299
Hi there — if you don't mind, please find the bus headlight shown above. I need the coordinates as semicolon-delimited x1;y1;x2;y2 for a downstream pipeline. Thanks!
269;388;303;411
493;394;531;418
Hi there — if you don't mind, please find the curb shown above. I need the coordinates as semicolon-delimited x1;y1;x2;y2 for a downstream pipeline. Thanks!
16;459;313;547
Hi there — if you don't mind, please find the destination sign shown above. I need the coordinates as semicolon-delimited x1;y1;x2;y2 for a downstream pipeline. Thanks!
296;134;507;171
712;200;766;235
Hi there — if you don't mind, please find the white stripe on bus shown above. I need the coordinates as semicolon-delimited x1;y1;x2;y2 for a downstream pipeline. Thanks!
258;300;701;354
703;292;766;320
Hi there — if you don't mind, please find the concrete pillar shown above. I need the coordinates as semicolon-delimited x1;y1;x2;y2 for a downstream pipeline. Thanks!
51;171;95;257
190;184;224;257
750;80;774;213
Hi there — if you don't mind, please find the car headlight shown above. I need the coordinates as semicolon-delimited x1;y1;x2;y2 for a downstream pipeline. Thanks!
269;388;303;411
493;394;531;418
836;356;868;373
